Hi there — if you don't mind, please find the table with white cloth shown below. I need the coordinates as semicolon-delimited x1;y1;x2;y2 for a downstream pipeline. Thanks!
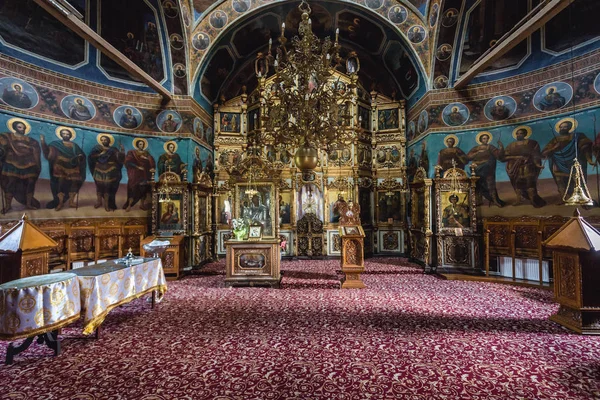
70;258;167;335
0;272;81;364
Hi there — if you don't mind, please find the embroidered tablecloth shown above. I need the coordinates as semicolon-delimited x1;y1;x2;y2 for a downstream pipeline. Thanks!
0;273;81;340
71;258;167;335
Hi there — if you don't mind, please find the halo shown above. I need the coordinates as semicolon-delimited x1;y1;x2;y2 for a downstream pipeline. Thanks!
555;117;578;133
545;86;557;94
476;131;492;144
6;118;31;134
10;82;22;90
495;99;504;106
97;133;115;146
444;134;459;146
512;125;532;140
133;138;148;149
164;140;178;153
55;126;76;140
73;97;85;104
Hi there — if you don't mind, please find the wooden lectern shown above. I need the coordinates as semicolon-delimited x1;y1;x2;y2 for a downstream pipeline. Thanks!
0;214;58;284
543;210;600;335
339;200;366;289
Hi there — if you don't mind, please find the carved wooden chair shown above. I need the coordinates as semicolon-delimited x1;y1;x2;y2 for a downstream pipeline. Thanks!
37;220;69;271
95;220;122;261
120;219;147;257
483;216;510;275
68;220;96;267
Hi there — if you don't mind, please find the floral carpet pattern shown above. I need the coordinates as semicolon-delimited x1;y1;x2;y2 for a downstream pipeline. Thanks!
1;258;599;399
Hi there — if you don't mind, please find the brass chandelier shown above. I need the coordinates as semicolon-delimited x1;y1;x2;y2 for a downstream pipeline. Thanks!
253;0;360;170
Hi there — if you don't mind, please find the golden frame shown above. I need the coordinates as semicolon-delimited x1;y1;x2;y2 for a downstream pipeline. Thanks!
409;167;433;266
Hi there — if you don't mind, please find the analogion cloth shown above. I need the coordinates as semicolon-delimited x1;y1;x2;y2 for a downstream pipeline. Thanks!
0;273;81;340
71;259;167;335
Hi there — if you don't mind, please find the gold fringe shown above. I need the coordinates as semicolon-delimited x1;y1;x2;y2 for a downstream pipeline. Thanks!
0;313;80;341
82;284;167;335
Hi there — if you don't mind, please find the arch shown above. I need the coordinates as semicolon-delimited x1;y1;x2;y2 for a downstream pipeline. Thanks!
188;0;431;108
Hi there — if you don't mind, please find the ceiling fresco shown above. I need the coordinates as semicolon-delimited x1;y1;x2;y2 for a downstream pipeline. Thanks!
191;0;429;106
191;0;431;25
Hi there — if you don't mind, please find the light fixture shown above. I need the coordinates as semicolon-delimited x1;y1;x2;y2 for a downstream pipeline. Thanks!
255;0;360;171
158;183;173;203
564;157;593;206
244;163;259;198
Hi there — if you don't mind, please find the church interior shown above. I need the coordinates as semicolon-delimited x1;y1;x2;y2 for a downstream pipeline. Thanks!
0;0;599;398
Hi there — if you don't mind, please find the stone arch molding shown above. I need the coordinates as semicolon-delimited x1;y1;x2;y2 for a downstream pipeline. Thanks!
189;0;432;96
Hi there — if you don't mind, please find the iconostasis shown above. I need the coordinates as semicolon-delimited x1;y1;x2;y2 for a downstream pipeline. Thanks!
213;70;408;257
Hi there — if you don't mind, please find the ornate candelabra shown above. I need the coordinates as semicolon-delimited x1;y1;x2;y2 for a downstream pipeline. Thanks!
254;0;360;171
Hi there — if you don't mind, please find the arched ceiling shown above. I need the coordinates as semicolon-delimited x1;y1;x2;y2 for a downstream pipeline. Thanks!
190;0;432;24
187;0;434;107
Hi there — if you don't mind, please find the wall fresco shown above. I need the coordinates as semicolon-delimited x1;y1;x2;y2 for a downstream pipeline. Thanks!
0;67;213;149
408;57;600;142
408;107;600;215
0;110;213;219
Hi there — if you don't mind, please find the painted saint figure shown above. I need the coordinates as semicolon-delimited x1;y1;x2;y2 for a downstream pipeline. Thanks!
69;98;93;121
41;127;86;211
447;106;466;126
407;148;418;182
124;138;155;211
502;126;546;208
437;135;467;173
490;99;510;121
467;132;505;207
419;141;429;176
88;134;125;211
538;87;566;111
0;118;41;212
157;141;184;177
541;118;594;202
192;146;203;180
332;193;347;223
119;108;139;129
161;114;179;133
442;194;469;228
2;83;32;109
161;202;180;224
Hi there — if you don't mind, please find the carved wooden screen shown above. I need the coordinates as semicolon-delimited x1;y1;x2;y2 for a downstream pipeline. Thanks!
512;216;541;259
296;213;324;257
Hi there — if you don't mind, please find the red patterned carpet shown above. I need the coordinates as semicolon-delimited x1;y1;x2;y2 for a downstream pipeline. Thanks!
1;258;599;399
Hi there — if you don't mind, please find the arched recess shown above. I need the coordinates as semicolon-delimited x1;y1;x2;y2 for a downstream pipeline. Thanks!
188;0;431;110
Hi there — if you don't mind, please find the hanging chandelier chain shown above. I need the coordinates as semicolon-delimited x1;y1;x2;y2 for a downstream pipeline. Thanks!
254;0;360;157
